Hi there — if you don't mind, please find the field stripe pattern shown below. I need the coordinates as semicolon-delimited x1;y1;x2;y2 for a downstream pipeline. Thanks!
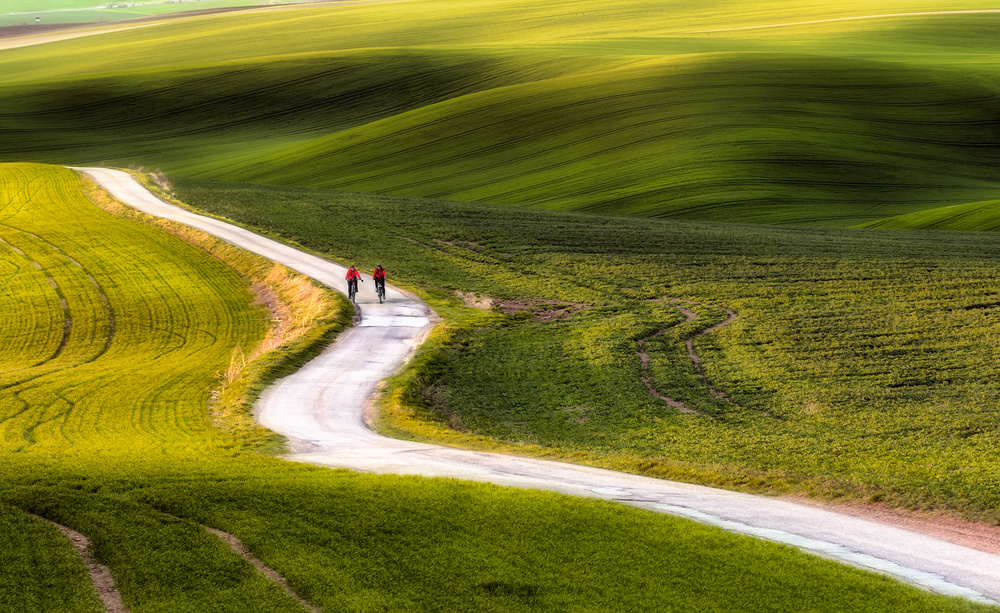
2;1;1000;225
0;162;267;453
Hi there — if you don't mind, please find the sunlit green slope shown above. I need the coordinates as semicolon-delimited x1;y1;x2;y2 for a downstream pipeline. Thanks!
0;164;268;456
3;0;1000;224
214;54;1000;225
861;199;1000;230
0;49;620;173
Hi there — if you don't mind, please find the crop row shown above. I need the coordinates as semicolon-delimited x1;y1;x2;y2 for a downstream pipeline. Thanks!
0;164;267;457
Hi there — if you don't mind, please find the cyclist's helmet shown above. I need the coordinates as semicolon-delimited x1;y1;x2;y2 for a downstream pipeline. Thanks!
377;262;382;267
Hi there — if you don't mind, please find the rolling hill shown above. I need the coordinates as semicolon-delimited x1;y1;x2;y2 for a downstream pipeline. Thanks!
5;162;988;612
2;0;1000;225
5;2;1000;606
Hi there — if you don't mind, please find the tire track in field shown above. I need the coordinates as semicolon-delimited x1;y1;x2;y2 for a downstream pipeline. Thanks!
0;173;45;220
28;513;130;613
76;167;1000;605
637;298;738;414
14;228;117;360
0;234;72;365
0;226;118;446
202;525;320;613
20;389;74;448
0;229;116;382
38;497;320;613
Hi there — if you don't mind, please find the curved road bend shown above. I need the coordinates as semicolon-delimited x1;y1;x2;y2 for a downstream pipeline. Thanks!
77;167;1000;605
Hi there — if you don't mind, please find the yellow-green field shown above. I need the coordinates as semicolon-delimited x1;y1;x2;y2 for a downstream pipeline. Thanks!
0;163;269;457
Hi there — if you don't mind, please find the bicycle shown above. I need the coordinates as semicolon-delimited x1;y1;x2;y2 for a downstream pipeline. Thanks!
348;278;361;302
375;278;385;304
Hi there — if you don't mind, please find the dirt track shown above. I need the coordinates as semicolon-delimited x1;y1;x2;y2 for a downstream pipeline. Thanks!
77;167;1000;605
691;8;1000;32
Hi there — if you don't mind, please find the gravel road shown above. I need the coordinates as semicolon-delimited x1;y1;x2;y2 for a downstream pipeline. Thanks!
77;167;1000;606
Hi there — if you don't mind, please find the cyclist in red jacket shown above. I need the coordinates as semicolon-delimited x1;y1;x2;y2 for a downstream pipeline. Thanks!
372;263;386;297
346;265;362;301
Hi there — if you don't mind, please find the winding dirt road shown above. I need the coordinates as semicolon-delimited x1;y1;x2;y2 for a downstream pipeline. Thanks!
77;167;1000;606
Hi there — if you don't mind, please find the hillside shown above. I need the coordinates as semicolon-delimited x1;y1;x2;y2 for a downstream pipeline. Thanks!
5;163;989;611
860;199;1000;230
2;0;1000;224
173;176;1000;525
214;54;1000;225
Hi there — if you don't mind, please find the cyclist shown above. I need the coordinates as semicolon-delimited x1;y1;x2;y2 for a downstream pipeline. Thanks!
346;265;362;301
372;262;386;302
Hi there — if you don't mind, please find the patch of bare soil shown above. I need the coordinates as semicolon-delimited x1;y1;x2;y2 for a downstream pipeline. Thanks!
793;497;1000;556
457;290;494;310
495;297;587;321
0;23;86;39
561;405;592;424
683;302;739;405
34;515;130;613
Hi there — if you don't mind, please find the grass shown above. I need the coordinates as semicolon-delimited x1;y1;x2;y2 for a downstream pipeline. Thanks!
0;504;103;613
5;0;1000;607
3;0;1000;224
0;164;270;456
216;53;1000;225
11;460;995;613
860;199;1000;231
170;176;1000;523
8;163;986;610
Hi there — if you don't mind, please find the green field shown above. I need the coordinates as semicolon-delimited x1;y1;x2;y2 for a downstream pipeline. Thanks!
2;0;1000;225
7;163;987;611
5;0;1000;608
169;177;1000;523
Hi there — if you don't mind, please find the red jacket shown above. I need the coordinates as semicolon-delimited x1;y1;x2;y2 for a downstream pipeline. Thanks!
346;268;361;280
373;266;386;280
